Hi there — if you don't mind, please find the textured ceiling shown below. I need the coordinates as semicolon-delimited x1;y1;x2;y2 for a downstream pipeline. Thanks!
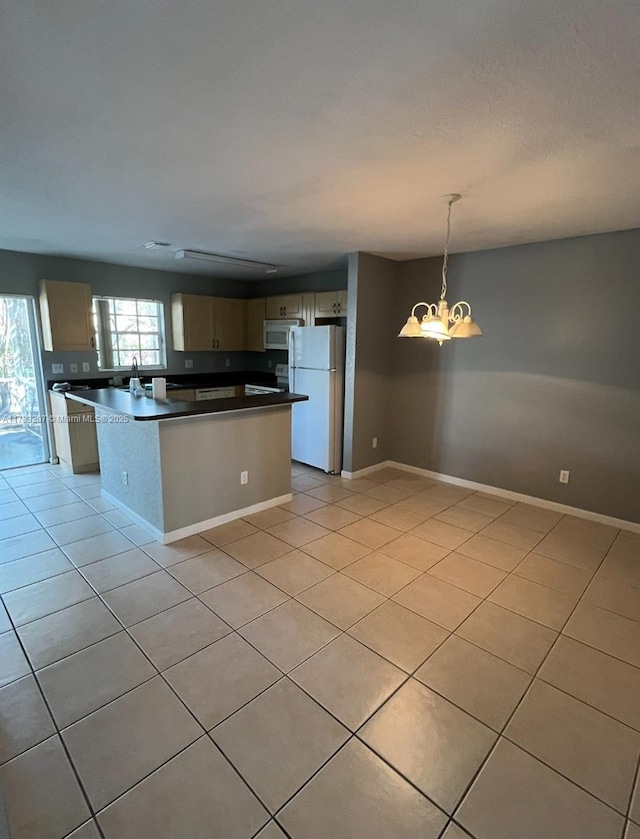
1;0;639;278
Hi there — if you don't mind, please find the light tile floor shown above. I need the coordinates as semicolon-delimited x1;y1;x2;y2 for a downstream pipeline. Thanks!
0;461;639;839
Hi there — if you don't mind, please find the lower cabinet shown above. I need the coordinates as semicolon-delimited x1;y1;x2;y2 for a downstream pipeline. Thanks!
166;389;195;401
49;392;99;474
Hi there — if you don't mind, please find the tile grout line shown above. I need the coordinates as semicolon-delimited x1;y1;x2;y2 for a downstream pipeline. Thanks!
2;463;637;836
448;528;627;829
0;593;109;839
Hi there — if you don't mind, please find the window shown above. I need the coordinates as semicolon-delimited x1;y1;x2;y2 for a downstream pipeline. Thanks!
92;297;166;370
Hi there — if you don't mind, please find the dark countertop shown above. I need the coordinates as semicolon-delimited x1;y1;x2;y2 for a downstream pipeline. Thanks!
66;388;307;421
47;370;277;391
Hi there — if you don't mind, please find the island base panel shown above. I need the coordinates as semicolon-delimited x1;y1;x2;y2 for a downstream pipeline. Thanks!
95;404;293;543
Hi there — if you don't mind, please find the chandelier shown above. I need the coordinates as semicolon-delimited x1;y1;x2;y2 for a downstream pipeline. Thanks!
398;194;482;345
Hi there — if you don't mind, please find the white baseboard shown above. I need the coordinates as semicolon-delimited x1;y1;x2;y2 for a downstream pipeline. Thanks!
102;490;294;545
340;461;640;534
341;461;393;480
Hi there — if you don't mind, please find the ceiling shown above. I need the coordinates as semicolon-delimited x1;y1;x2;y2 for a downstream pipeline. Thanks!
2;0;639;279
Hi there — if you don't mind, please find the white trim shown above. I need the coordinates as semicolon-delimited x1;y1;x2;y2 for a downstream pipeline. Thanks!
340;461;640;533
341;461;393;480
102;490;293;544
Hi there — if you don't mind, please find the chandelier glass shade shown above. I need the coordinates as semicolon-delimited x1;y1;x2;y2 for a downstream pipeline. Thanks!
398;194;482;345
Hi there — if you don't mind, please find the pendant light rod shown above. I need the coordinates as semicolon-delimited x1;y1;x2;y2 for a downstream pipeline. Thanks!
439;193;461;301
397;192;483;343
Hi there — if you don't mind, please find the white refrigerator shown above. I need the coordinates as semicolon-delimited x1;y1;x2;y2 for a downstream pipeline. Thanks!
288;325;345;474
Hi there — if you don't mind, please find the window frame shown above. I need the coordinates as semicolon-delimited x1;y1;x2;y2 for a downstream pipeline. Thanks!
92;296;167;372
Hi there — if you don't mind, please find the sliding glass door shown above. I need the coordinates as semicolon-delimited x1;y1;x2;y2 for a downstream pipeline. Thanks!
0;295;49;470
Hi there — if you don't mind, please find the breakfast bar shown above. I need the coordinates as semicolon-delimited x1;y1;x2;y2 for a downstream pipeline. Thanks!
66;388;308;543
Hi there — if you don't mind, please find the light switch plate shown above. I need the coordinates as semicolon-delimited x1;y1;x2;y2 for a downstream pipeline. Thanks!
185;360;194;369
52;363;64;374
70;363;78;373
82;362;91;373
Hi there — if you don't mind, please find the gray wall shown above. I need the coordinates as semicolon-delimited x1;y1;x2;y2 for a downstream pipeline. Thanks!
343;252;397;473
0;249;347;380
388;228;640;523
0;248;254;379
251;268;347;298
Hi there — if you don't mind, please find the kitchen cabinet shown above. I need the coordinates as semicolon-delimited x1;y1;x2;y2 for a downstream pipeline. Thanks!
171;293;213;351
171;294;246;351
194;387;236;400
246;298;266;351
215;298;246;351
302;293;316;327
39;280;95;352
314;290;348;318
265;294;304;320
167;388;195;401
49;392;99;473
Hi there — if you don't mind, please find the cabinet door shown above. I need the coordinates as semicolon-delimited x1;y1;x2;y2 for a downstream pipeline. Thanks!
280;294;303;318
172;294;214;351
314;291;338;317
169;389;195;401
214;298;246;351
40;280;95;351
265;294;304;319
246;298;266;351
265;297;285;319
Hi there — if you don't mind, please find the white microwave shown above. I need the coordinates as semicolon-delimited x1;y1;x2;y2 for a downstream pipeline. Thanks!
263;319;303;350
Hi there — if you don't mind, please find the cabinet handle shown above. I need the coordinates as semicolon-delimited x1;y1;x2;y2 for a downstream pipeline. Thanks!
333;303;337;314
90;336;95;348
283;307;287;317
337;303;341;314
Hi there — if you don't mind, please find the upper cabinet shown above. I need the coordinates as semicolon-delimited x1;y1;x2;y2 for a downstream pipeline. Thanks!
246;298;266;352
214;298;246;351
171;293;213;351
264;294;304;320
314;290;348;318
39;280;95;351
171;293;246;352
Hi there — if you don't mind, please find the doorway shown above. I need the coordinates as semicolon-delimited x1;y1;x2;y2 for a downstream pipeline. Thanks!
0;295;49;470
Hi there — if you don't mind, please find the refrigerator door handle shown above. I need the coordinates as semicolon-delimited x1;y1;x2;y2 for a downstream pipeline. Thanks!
288;328;296;393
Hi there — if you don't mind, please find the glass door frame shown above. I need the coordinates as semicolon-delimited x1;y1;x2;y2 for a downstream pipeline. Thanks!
0;293;51;469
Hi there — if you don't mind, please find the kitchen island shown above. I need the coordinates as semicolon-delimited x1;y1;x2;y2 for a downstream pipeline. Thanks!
66;388;308;543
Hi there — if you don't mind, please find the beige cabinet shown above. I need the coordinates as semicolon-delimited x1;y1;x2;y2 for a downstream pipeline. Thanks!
215;298;246;351
171;294;214;351
314;290;348;318
49;392;99;473
265;294;304;320
172;294;245;351
39;280;95;352
302;293;316;327
246;298;266;351
166;388;195;401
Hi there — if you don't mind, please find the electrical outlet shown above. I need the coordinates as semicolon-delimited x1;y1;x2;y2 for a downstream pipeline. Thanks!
225;358;231;368
52;363;64;374
559;470;570;484
240;470;249;485
372;437;378;449
70;363;78;374
82;362;91;373
185;360;194;369
121;470;128;487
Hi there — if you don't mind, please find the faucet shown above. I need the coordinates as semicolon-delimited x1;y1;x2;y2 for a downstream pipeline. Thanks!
129;356;143;395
